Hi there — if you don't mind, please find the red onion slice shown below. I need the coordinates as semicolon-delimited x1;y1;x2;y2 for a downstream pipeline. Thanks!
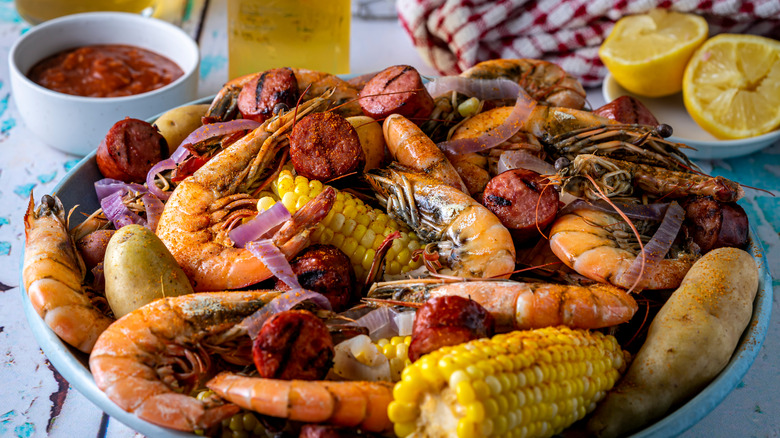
145;158;177;201
354;306;395;336
246;239;303;290
229;203;291;248
620;201;685;292
425;76;521;99
141;192;165;233
100;189;146;229
240;289;332;339
178;119;262;150
438;88;537;155
496;150;556;175
95;178;145;201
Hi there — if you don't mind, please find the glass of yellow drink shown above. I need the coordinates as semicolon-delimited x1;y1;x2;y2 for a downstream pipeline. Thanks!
227;0;351;80
14;0;166;25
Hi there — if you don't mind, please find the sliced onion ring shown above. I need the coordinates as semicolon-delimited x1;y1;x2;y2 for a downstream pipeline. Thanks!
438;88;537;155
425;76;521;99
145;158;177;201
100;189;146;229
620;201;685;292
229;203;291;248
239;288;332;339
179;119;262;150
496;150;556;175
95;178;145;201
246;239;303;290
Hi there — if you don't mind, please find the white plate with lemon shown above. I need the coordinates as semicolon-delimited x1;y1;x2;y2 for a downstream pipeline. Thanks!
599;10;780;160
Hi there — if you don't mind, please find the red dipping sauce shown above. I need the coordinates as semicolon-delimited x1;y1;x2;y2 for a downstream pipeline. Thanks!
27;44;184;98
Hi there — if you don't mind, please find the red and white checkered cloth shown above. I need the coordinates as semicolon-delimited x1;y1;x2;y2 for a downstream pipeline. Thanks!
396;0;780;87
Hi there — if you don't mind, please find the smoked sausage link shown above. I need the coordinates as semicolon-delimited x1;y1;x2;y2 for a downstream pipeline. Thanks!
593;95;659;125
252;310;334;380
408;295;495;362
289;112;365;181
358;65;434;121
96;117;168;183
238;67;299;123
274;244;357;311
481;169;560;243
683;196;749;253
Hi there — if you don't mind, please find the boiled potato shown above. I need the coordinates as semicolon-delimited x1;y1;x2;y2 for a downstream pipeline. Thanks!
346;115;386;171
587;247;759;437
153;103;210;156
103;224;193;318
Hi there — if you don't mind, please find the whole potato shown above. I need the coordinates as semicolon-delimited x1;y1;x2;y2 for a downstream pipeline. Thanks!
346;115;386;171
103;224;193;318
587;247;759;437
153;103;210;156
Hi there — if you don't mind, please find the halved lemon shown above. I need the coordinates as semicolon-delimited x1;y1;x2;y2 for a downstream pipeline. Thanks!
683;33;780;139
599;9;708;97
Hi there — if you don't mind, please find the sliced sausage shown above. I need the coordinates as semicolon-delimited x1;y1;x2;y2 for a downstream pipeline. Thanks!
481;169;560;243
359;65;434;121
594;95;659;125
252;310;334;380
238;67;299;123
274;244;357;312
289;112;365;181
408;295;495;362
96;117;168;183
683;196;749;253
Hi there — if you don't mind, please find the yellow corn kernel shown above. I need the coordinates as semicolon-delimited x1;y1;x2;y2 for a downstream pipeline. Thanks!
294;195;311;211
281;191;297;212
389;327;625;438
361;248;375;273
256;196;276;212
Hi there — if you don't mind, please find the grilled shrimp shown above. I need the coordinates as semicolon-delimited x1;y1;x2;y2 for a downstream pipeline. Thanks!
156;98;336;291
549;207;696;290
23;194;114;353
368;278;638;331
207;373;394;433
555;154;744;202
89;291;279;432
460;58;587;109
383;113;468;193
364;164;515;278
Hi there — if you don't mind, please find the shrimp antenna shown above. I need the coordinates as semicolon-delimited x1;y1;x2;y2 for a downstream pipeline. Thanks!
584;174;645;294
361;298;424;308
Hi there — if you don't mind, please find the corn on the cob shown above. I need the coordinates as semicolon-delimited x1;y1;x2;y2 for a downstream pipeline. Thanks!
388;327;626;438
263;169;423;279
376;336;412;382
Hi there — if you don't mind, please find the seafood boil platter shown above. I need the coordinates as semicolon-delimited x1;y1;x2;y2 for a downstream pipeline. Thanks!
21;62;772;438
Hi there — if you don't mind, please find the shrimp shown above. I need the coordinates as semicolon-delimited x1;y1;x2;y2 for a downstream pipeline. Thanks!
445;106;544;195
89;291;279;432
157;98;336;291
204;68;360;123
368;278;639;331
460;58;587;109
206;373;394;433
382;113;468;193
554;154;744;202
23;194;114;353
364;163;516;278
548;207;696;290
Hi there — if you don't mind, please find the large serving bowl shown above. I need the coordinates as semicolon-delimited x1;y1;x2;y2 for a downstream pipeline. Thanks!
20;99;773;437
9;12;199;156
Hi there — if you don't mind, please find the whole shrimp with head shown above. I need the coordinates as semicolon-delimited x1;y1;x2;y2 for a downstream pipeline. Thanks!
156;97;336;291
23;194;113;353
364;163;516;279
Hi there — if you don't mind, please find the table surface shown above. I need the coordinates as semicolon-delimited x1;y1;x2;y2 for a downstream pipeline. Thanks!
1;1;778;437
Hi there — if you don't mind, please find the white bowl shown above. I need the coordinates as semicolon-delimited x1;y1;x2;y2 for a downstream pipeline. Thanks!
602;73;780;160
9;12;199;156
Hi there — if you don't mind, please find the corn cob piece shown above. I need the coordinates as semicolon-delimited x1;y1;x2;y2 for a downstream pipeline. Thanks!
377;336;412;382
388;327;626;438
263;169;423;280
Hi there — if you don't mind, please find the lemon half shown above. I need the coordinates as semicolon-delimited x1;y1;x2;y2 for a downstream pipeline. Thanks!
599;9;708;97
683;33;780;139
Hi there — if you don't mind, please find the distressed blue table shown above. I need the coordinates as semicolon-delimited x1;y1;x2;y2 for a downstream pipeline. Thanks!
0;1;777;437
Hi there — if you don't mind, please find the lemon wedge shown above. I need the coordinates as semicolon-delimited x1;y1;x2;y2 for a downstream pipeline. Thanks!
683;33;780;139
599;9;708;97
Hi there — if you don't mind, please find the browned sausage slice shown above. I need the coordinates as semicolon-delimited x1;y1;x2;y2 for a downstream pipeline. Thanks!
481;169;560;243
238;67;299;123
96;117;168;183
274;244;357;311
408;295;494;362
252;310;334;380
359;65;434;121
594;95;659;125
289;112;366;181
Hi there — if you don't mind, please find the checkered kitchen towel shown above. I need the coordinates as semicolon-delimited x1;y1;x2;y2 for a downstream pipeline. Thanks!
397;0;780;87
